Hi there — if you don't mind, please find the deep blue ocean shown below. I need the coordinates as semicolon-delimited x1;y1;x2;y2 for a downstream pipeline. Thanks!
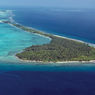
1;62;95;95
0;7;95;95
13;7;95;44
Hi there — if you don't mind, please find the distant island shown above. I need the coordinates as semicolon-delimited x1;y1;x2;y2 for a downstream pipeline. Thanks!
3;21;95;63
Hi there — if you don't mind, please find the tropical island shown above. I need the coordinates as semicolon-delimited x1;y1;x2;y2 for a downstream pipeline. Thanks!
3;21;95;63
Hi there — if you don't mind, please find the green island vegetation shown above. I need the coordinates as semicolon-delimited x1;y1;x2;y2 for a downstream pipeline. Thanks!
3;21;95;62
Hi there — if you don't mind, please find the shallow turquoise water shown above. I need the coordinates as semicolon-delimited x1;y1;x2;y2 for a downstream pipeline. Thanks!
0;23;51;62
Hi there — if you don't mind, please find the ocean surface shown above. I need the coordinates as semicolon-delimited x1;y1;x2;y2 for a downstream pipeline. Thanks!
13;7;95;44
0;7;95;95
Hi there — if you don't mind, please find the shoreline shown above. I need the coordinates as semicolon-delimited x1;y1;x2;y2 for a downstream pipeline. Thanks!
10;23;95;63
17;56;95;64
2;20;95;48
14;24;95;48
54;35;95;48
14;22;95;48
2;21;95;64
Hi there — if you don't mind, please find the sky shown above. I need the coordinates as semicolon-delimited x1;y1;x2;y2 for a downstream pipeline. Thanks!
0;0;95;9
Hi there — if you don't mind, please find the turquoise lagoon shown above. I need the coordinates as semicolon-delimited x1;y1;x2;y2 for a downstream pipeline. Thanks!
0;9;51;63
0;23;51;62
